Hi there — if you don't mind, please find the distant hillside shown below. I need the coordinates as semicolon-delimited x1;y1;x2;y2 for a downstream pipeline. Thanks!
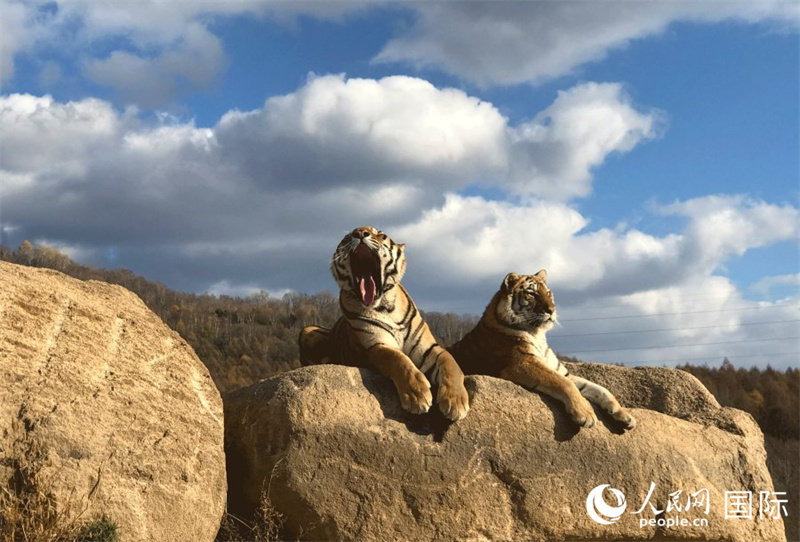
679;360;799;440
0;241;800;428
2;241;797;541
0;241;476;394
1;241;796;434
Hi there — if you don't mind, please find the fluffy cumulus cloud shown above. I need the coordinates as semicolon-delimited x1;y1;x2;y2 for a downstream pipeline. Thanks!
216;75;508;191
2;74;797;368
0;94;123;175
553;276;799;368
395;194;799;368
216;76;659;201
2;2;796;370
508;83;662;199
659;195;799;267
1;75;659;244
395;193;798;307
375;1;799;85
0;75;505;245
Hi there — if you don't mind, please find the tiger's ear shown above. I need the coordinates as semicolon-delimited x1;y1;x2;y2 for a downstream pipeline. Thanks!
396;243;405;254
534;269;548;282
502;272;521;292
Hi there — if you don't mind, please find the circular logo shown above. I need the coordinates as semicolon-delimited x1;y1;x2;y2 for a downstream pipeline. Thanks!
586;484;627;525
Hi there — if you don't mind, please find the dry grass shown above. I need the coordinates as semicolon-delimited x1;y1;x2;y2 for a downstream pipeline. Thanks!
215;486;285;542
0;419;117;542
252;491;284;542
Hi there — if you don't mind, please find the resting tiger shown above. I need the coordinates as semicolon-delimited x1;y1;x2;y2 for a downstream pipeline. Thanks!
299;226;470;421
448;270;636;430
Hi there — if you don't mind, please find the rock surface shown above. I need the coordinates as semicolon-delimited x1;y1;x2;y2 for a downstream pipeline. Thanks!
0;261;226;542
225;363;784;542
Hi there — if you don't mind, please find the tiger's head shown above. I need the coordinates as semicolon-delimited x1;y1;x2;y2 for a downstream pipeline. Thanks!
330;226;406;308
494;270;558;332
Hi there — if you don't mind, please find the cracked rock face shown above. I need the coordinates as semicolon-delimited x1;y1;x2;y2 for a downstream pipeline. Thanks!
225;364;784;542
0;261;226;542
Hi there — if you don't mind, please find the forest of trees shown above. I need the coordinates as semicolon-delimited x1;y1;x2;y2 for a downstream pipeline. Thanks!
3;242;798;540
1;241;795;432
679;360;799;440
1;241;477;393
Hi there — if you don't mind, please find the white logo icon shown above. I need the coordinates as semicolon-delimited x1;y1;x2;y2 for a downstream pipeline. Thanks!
586;484;627;525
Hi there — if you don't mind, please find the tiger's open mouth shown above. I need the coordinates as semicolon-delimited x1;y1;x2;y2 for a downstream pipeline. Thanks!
350;243;382;306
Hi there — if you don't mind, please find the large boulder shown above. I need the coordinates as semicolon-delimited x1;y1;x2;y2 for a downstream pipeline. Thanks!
0;261;226;542
225;363;784;542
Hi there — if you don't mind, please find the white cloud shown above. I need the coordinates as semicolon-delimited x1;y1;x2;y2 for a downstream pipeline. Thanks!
551;276;799;368
659;195;800;270
508;82;663;199
2;79;796;367
0;0;373;106
395;194;587;288
216;74;508;190
1;80;787;279
1;80;787;266
397;193;798;303
82;24;226;108
0;0;31;85
214;77;659;202
3;1;796;369
395;194;799;368
751;273;800;298
205;280;292;299
0;75;514;248
375;1;799;86
29;238;97;263
0;94;123;176
3;0;797;106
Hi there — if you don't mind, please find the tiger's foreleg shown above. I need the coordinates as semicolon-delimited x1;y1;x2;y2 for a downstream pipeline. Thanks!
299;325;332;365
568;375;637;429
427;346;470;421
500;357;598;428
366;345;433;414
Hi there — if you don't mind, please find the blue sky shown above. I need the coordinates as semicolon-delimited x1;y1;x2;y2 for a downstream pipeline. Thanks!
1;1;798;368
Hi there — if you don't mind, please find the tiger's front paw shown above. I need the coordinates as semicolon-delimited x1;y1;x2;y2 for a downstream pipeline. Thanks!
612;407;637;430
567;396;597;428
437;377;470;421
397;370;433;414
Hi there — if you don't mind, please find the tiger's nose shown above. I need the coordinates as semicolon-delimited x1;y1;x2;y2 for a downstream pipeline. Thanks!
352;227;371;239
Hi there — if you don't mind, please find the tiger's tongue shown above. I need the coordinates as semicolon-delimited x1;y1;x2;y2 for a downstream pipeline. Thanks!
359;275;376;306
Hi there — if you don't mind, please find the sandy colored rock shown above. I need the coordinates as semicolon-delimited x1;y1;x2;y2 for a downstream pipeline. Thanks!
225;364;784;542
0;260;226;542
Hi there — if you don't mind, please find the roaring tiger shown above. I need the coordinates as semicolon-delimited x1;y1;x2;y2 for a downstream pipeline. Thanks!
448;270;636;430
299;226;470;421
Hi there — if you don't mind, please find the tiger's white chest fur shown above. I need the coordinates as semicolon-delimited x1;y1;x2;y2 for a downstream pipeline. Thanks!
526;328;560;371
496;324;560;372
